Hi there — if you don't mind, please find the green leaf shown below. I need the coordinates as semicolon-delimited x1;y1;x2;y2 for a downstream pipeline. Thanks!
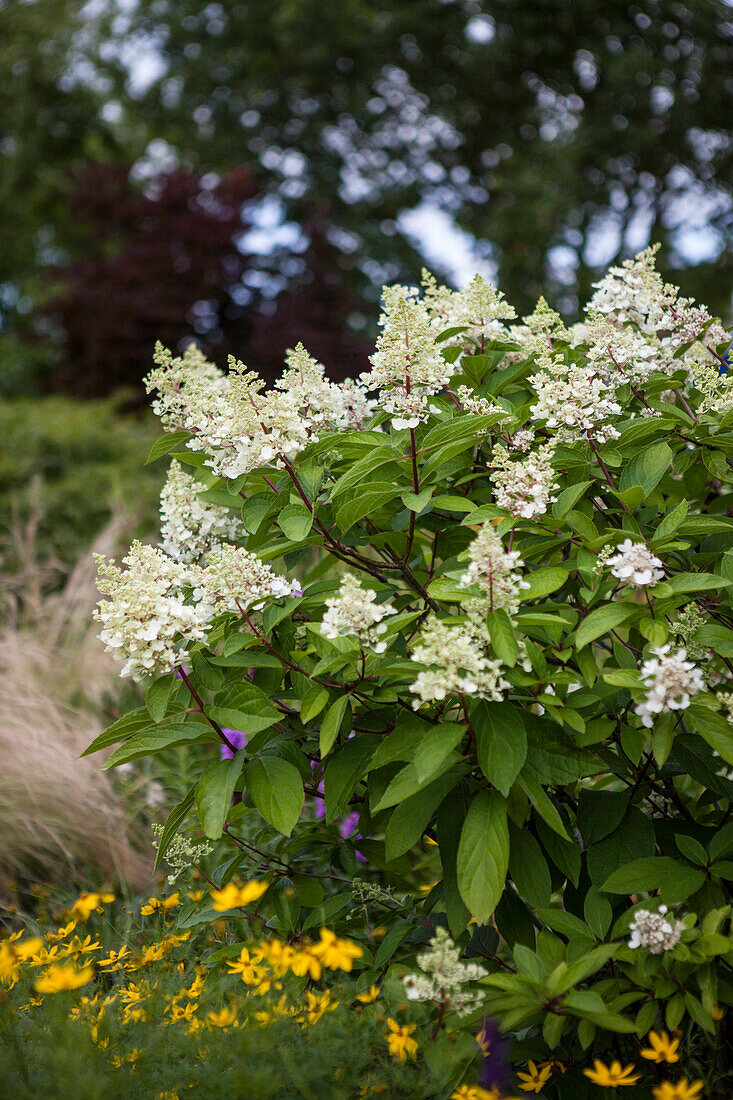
587;808;655;886
82;707;156;756
319;696;349;758
329;447;402;499
619;441;672;498
686;701;733;765
486;609;518;665
146;674;176;724
153;785;196;870
209;684;281;734
695;625;733;659
146;429;191;464
336;484;398;533
655;499;688;539
299;685;330;724
576;602;637;649
412;724;465;784
324;736;378;821
401;487;433;513
244;757;304;836
509;828;551;909
279;502;314;542
241;492;278;535
103;722;215;768
372;746;463;813
385;772;460;862
519;775;571;841
602;856;705;903
552;481;592;519
524;717;598;784
456;791;509;923
195;753;245;839
473;700;527;797
520;566;568;601
666;573;732;594
431;495;476;513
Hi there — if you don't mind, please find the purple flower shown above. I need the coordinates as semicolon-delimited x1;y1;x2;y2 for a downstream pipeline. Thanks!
476;1018;512;1093
219;729;247;760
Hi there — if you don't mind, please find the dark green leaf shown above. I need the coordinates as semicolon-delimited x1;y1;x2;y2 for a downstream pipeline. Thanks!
244;757;304;836
456;790;509;923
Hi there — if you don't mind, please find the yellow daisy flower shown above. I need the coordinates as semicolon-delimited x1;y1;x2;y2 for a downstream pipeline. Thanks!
209;880;268;911
583;1060;641;1087
517;1060;553;1093
33;963;94;994
652;1081;704;1100
641;1030;680;1064
385;1018;418;1062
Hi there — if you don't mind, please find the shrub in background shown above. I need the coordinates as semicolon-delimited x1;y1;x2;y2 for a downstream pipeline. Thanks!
0;395;161;606
87;247;733;1095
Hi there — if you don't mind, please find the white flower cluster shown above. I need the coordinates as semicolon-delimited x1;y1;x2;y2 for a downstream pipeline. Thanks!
588;244;728;367
459;523;530;616
692;354;733;416
635;645;705;728
160;461;246;563
402;926;487;1017
409;615;509;708
361;284;453;429
589;245;680;334
584;312;666;385
95;541;294;680
151;823;213;885
670;606;710;663
94;542;209;680
145;342;229;431
454;385;505;418
606;540;664;588
490;441;557;519
422;269;516;342
198;543;296;616
320;573;396;653
628;905;684;954
529;352;622;442
145;341;374;481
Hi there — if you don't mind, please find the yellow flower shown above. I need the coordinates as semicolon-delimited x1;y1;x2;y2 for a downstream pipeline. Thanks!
155;1093;181;1100
385;1018;418;1062
652;1081;704;1100
45;922;77;943
210;880;268;911
583;1060;641;1087
71;892;114;921
312;928;363;971
98;946;131;969
206;1005;238;1029
141;893;180;916
356;985;380;1003
257;938;294;976
33;963;94;994
61;934;101;958
452;1088;519;1100
641;1030;681;1064
289;946;323;981
188;890;205;902
111;1048;142;1068
418;881;439;892
517;1060;553;1093
300;988;338;1025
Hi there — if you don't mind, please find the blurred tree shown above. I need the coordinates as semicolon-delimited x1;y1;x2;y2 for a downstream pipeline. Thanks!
117;0;732;316
0;0;125;330
32;162;369;394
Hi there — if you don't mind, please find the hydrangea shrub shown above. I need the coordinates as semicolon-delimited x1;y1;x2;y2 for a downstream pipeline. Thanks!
88;247;733;1093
